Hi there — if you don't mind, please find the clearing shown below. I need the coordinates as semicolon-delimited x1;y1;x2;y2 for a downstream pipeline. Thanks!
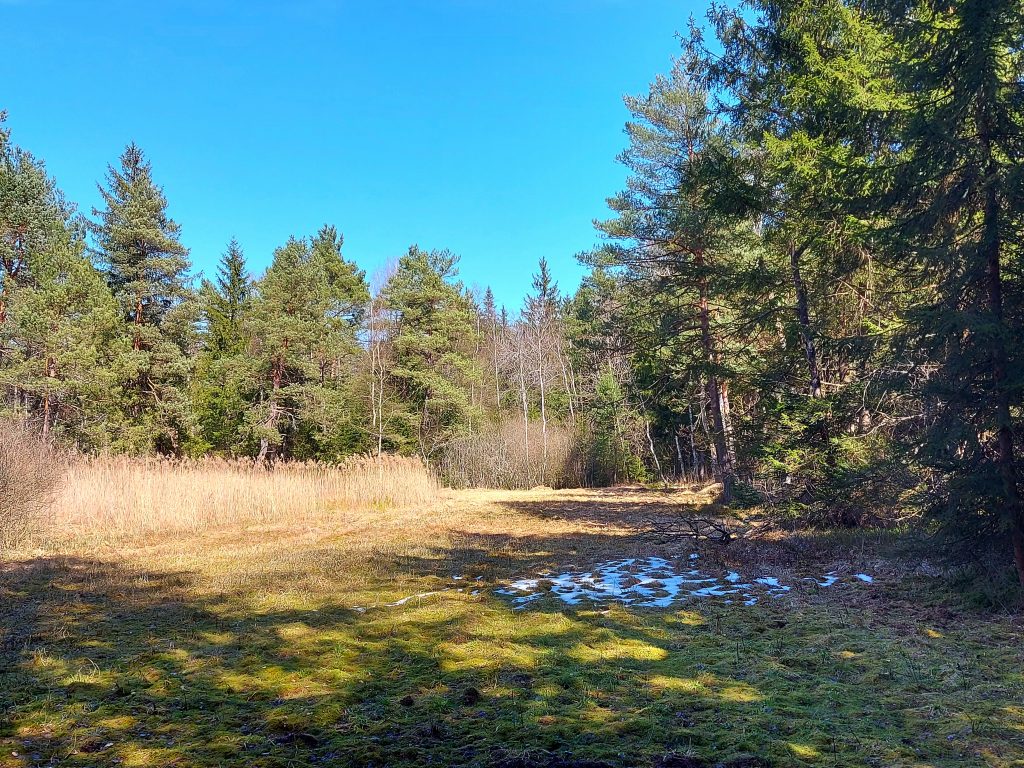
2;486;1022;767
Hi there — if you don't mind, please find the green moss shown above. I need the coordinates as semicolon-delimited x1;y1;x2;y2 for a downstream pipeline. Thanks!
2;549;1022;768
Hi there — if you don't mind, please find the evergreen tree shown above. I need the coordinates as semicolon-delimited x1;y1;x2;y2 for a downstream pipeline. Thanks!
595;57;753;500
191;239;253;454
89;143;198;453
242;230;369;462
200;238;250;355
0;116;121;445
380;245;481;459
704;0;908;519
526;257;559;322
865;0;1024;582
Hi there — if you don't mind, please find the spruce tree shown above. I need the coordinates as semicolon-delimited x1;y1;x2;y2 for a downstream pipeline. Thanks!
704;0;908;517
192;239;253;454
866;0;1024;582
89;143;198;453
200;238;250;355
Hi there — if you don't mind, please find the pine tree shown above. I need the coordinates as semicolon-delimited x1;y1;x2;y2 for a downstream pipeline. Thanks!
380;245;481;459
0;116;121;445
595;58;750;500
242;230;369;462
304;225;371;457
89;143;198;453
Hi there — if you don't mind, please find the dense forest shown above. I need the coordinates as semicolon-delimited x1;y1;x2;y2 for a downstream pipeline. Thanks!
2;0;1023;585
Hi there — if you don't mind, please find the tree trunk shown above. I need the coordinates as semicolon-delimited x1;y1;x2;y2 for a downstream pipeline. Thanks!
133;295;144;352
790;242;823;399
646;419;666;485
557;341;575;421
41;355;55;440
517;338;529;479
258;355;284;465
978;92;1024;587
696;267;734;501
539;370;548;484
720;381;736;468
688;404;700;481
491;321;501;410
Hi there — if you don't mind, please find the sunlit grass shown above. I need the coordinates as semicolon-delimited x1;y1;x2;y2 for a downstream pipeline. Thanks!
1;484;1022;767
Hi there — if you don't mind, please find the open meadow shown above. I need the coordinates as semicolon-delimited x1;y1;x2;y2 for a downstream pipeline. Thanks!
2;459;1022;768
5;2;1024;766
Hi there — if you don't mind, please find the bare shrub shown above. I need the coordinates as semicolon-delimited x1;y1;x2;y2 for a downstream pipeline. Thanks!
46;453;440;545
0;420;60;549
439;419;587;489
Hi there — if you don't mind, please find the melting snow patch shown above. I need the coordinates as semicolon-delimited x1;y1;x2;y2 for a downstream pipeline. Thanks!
805;572;839;588
497;557;872;610
386;590;444;607
855;573;874;583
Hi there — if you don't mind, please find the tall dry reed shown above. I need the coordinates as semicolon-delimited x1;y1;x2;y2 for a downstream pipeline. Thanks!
44;454;440;545
0;419;60;549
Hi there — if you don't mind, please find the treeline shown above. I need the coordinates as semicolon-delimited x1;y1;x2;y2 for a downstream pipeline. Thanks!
0;125;633;486
2;2;1023;581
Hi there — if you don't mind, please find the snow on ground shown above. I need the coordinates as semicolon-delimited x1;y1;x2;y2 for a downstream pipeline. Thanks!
355;555;874;612
495;555;872;610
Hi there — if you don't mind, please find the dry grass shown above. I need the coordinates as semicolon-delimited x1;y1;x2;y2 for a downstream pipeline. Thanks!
0;420;60;550
39;454;440;547
2;484;1023;767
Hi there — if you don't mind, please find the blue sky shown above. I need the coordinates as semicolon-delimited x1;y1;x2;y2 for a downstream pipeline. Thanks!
4;0;702;309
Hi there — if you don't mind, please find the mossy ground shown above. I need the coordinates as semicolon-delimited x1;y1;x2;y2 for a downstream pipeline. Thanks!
1;487;1022;767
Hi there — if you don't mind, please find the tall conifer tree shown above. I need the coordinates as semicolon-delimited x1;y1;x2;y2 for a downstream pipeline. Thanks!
0;116;121;445
89;143;197;453
867;0;1024;583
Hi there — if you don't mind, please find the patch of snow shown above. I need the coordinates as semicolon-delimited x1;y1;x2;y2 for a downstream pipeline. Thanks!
353;588;454;612
855;573;874;583
387;590;444;607
805;572;839;587
496;557;871;611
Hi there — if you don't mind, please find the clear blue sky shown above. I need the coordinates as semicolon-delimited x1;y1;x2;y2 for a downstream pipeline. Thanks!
3;0;702;309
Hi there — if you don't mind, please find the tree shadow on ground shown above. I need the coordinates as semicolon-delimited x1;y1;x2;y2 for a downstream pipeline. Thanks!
0;550;791;767
486;492;903;573
1;522;1017;768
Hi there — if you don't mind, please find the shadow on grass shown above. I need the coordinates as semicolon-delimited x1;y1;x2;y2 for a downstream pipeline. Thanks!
1;521;1018;767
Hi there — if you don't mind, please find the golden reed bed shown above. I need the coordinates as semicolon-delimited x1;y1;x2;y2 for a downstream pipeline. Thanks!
41;454;440;545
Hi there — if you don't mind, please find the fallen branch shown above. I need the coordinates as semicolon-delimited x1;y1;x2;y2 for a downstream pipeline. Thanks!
638;515;735;545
